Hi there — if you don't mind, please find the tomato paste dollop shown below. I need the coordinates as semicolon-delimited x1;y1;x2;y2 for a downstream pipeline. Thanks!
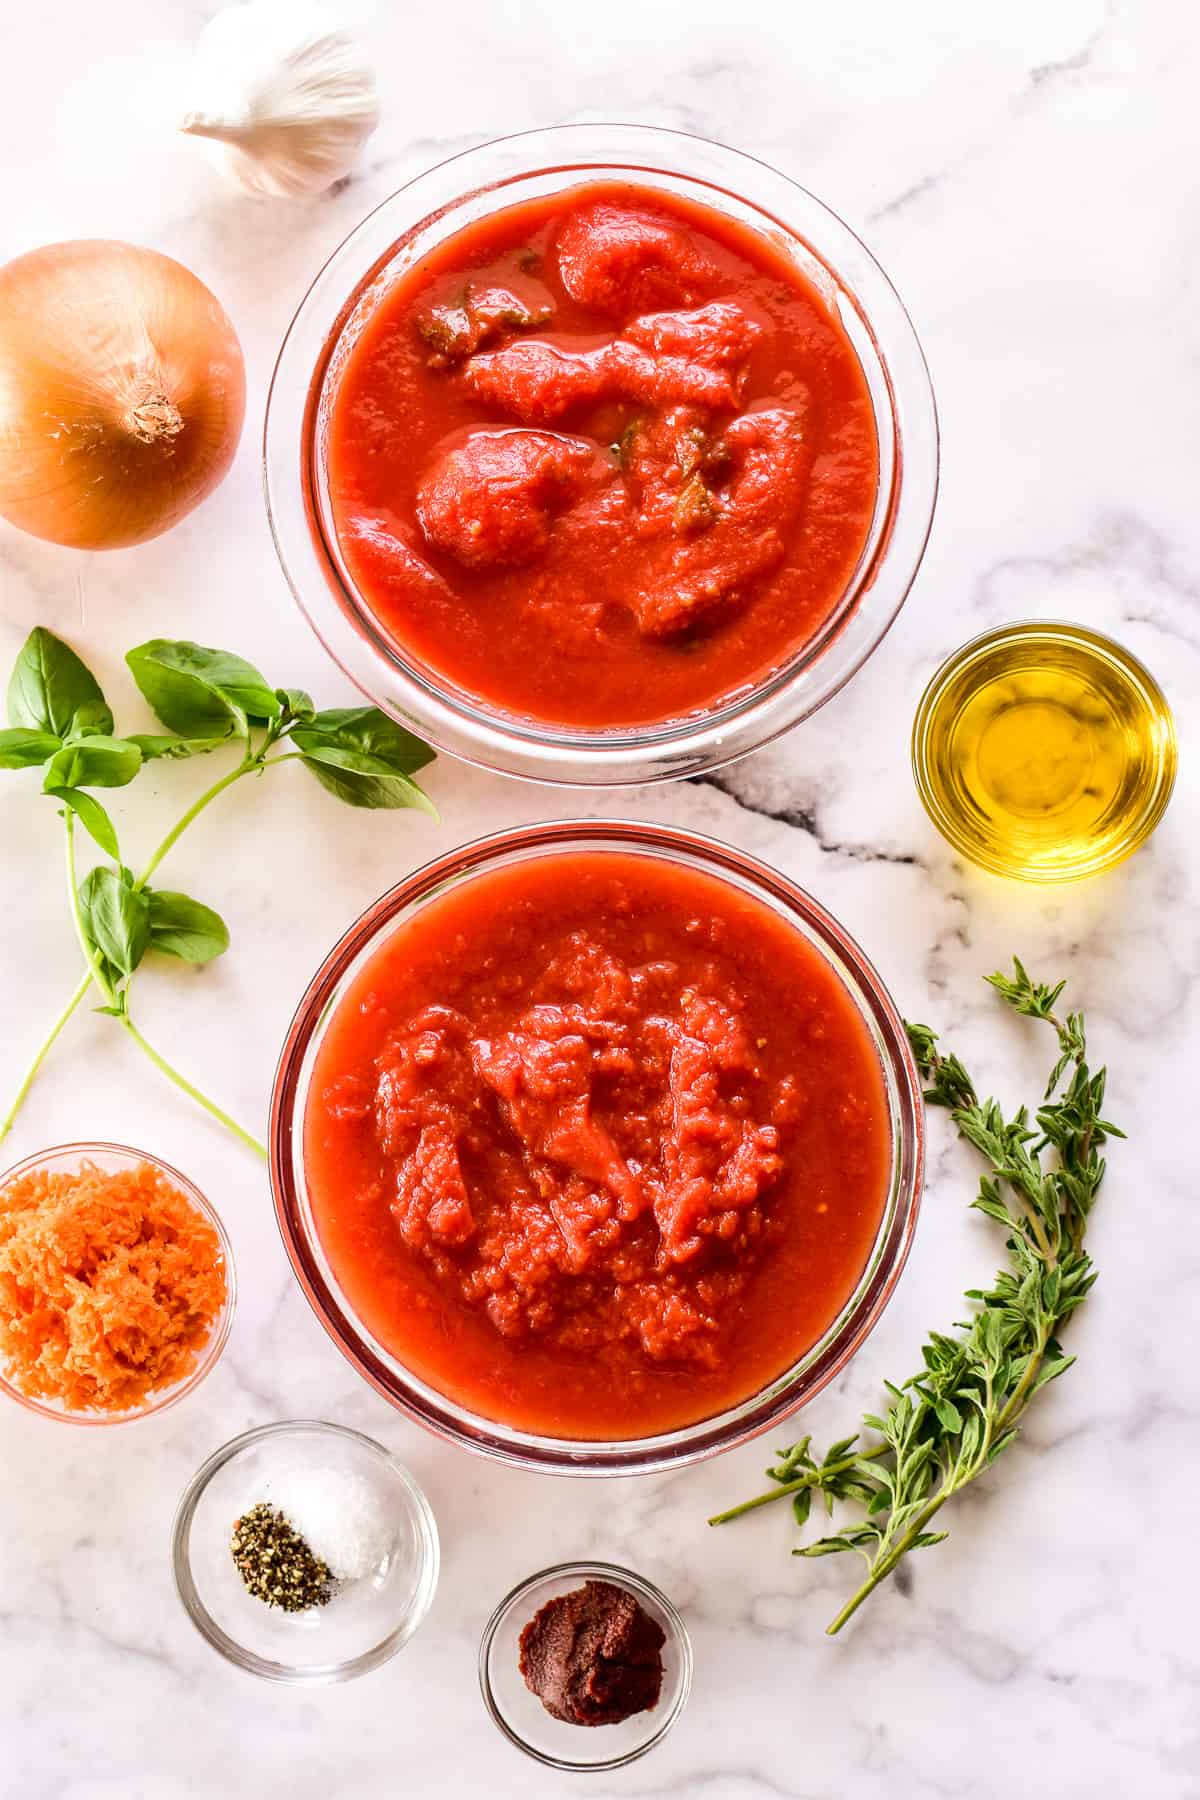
304;853;891;1440
326;181;879;729
519;1579;665;1726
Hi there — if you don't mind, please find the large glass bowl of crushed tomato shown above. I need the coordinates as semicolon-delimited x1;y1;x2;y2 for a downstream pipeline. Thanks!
265;124;938;785
270;822;924;1475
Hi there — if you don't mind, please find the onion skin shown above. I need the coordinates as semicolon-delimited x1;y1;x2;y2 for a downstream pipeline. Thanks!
0;241;246;550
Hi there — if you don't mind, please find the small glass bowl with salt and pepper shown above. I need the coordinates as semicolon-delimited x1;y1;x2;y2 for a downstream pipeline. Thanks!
172;1419;438;1683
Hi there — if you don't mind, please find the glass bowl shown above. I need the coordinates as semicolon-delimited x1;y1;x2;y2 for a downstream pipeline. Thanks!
912;620;1178;881
172;1420;439;1683
479;1560;692;1772
270;819;924;1476
0;1141;235;1426
264;122;938;786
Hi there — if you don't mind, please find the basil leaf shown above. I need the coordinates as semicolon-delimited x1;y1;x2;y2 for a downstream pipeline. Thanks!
126;640;279;734
8;628;114;738
300;750;439;816
129;733;227;762
68;699;117;741
43;736;142;791
0;727;61;769
276;687;315;722
126;644;243;739
292;707;435;776
47;786;120;859
147;889;230;964
78;867;150;978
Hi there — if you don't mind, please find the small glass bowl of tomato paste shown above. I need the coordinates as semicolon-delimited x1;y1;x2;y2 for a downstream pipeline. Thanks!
265;123;938;785
479;1560;692;1771
270;821;924;1476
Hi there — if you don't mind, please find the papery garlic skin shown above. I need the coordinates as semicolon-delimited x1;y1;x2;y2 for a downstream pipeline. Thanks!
181;0;379;199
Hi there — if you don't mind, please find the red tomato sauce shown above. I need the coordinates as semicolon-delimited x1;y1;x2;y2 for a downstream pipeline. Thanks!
326;182;879;729
304;853;891;1439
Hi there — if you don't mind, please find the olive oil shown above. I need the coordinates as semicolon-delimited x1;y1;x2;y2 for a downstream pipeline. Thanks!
912;622;1177;881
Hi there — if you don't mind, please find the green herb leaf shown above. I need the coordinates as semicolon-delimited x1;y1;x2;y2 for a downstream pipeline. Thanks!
155;643;282;723
127;644;241;739
985;959;1066;1020
146;890;230;964
42;736;142;791
292;707;435;776
276;688;315;722
294;708;436;811
48;787;121;859
0;727;61;769
129;733;228;763
126;640;279;738
300;752;439;815
78;867;150;979
7;629;114;739
68;700;118;741
934;1396;964;1434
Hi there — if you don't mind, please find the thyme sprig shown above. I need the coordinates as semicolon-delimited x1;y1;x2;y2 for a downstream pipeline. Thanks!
709;960;1122;1635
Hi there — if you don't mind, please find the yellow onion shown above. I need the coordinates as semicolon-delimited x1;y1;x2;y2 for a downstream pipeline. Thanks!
0;241;246;550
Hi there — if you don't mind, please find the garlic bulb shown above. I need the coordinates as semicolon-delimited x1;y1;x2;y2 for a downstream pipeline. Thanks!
181;0;379;199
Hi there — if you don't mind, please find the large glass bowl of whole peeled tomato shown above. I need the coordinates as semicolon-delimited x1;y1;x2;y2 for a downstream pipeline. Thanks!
264;124;938;786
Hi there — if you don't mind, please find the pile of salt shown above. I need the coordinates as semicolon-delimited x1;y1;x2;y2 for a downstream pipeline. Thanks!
260;1463;392;1582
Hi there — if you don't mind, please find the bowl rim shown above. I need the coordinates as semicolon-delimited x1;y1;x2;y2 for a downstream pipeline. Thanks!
171;1417;441;1684
269;819;925;1475
478;1557;693;1772
263;120;939;786
911;617;1179;881
0;1139;236;1427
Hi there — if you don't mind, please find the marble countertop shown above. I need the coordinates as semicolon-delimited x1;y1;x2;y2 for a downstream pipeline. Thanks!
2;2;1198;1795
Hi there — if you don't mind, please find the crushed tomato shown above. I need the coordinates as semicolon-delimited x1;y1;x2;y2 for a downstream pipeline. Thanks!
304;852;891;1440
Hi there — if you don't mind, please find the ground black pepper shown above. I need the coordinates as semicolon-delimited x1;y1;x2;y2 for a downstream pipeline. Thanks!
230;1503;334;1612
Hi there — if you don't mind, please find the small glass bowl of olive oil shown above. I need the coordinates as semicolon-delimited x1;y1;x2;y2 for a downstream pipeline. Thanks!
912;621;1177;881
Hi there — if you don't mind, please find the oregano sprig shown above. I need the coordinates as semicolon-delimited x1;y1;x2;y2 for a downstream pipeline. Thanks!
709;962;1122;1635
0;627;436;1157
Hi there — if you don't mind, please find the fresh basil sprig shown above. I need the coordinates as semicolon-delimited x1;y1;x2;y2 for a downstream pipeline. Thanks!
0;627;436;1156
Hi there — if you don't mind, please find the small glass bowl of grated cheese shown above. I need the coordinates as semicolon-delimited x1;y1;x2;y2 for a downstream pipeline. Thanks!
172;1420;439;1682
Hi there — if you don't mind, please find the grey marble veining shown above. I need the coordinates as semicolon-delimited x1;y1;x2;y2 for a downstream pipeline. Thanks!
1;2;1198;1795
